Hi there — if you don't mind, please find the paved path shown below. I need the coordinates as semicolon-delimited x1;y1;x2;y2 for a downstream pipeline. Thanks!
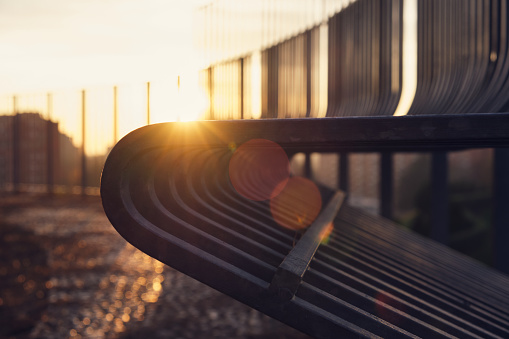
0;195;309;339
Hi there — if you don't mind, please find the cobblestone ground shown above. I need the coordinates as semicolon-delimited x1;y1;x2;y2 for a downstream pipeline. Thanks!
0;194;310;339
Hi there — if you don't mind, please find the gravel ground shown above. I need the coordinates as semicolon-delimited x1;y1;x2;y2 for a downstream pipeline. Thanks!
0;194;310;339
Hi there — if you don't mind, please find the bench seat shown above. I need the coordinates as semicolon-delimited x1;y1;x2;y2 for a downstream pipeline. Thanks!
101;116;509;338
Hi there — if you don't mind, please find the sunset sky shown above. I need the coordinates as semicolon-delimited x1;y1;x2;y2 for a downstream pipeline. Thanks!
0;0;206;94
0;0;417;151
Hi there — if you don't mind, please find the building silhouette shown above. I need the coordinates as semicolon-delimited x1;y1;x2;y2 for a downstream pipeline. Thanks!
0;113;81;191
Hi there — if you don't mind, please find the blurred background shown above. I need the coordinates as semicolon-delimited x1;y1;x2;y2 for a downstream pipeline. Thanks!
0;0;506;337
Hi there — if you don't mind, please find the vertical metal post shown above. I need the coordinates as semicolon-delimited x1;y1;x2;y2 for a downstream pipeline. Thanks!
306;30;312;117
81;90;87;196
380;152;393;219
431;151;449;245
113;86;118;144
47;93;54;195
274;47;278;118
304;153;312;179
146;82;150;125
12;96;20;194
240;58;244;120
268;47;279;118
493;148;509;274
209;67;214;120
339;152;349;192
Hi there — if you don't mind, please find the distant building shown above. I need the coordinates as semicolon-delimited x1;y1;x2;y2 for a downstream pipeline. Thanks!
0;113;81;191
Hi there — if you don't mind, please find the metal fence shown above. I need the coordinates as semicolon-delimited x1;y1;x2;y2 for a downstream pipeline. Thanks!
192;0;508;273
0;0;506;272
0;79;208;195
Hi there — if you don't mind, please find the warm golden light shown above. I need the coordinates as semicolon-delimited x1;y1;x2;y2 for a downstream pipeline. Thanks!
0;1;208;158
229;139;290;201
149;74;209;124
393;0;418;116
0;2;203;94
270;176;322;231
320;222;334;244
250;51;263;119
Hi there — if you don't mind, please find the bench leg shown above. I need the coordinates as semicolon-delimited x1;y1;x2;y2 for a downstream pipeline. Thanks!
380;152;393;219
431;151;449;245
339;152;349;192
494;148;509;274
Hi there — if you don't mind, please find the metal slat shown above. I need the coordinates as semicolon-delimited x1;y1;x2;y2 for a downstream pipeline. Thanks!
337;208;509;307
269;191;345;301
314;240;509;335
312;235;509;337
300;271;476;338
307;256;499;338
319;230;509;318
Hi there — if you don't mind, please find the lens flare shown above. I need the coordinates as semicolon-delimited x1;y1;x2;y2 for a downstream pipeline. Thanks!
375;290;406;326
229;139;290;201
270;176;322;231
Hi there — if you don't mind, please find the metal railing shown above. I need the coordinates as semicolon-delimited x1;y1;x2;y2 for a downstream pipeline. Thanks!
0;80;206;196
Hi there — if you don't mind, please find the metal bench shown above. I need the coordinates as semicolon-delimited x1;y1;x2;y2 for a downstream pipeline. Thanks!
101;114;509;338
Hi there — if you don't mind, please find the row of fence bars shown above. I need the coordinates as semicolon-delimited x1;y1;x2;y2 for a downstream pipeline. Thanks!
4;83;153;195
4;87;508;274
302;147;509;275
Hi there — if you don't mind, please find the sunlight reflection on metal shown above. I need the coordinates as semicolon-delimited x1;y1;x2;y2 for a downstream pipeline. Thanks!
319;222;334;244
393;0;418;117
